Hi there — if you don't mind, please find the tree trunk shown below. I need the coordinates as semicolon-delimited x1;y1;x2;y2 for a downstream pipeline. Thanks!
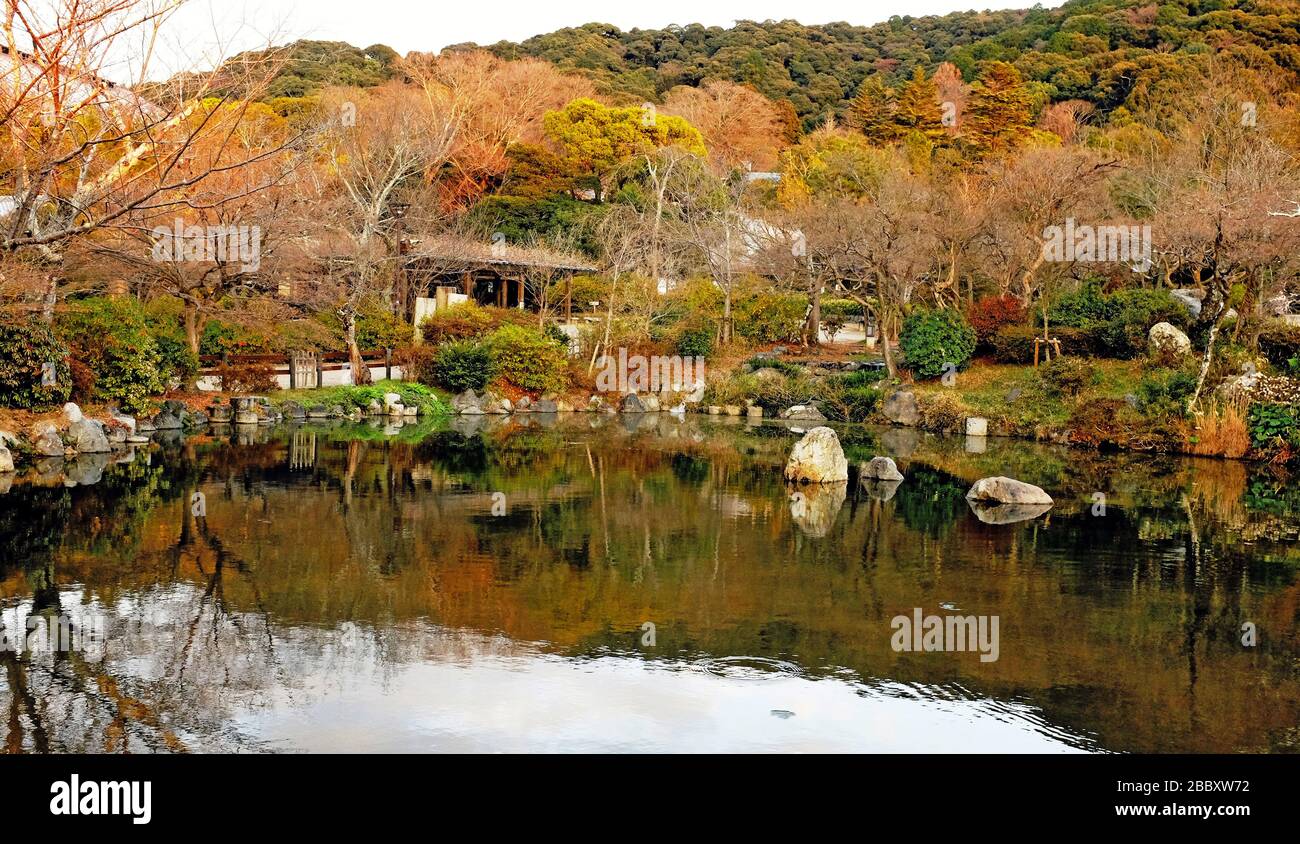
721;287;733;345
40;275;57;324
184;300;201;356
182;300;203;390
881;319;897;378
806;278;822;346
1188;279;1229;413
343;309;371;386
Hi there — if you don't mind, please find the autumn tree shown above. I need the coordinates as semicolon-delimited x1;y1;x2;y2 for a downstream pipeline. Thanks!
978;145;1119;338
303;83;459;383
1135;83;1300;409
963;61;1037;159
1;0;300;318
401;49;593;206
542;97;705;202
662;80;785;173
893;67;947;145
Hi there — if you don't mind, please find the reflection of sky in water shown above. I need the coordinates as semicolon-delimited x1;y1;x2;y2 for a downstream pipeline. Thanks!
18;585;1094;752
224;623;1093;754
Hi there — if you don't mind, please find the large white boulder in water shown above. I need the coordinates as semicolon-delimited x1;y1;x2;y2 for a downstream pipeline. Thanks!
965;476;1053;505
784;426;848;484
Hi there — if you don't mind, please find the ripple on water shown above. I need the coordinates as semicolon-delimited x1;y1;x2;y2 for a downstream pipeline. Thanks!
697;656;801;681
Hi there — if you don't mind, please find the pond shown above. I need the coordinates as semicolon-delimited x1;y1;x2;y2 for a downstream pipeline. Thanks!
1;414;1297;753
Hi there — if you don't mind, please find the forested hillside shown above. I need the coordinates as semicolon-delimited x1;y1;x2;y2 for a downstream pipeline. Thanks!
225;1;1298;131
471;0;1300;126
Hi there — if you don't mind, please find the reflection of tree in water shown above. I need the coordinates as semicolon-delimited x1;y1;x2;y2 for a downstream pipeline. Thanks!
1;417;1298;752
890;466;969;538
415;431;488;475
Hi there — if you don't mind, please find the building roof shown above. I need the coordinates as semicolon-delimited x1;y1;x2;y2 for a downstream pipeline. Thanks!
406;235;597;274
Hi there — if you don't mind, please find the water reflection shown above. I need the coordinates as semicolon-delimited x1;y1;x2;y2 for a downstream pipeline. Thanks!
0;414;1297;753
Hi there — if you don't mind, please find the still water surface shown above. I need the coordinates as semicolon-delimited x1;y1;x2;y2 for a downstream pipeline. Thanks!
1;414;1297;753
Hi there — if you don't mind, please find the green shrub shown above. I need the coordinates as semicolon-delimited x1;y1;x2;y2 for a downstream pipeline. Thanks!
733;291;806;344
1038;356;1092;397
819;374;881;422
1100;289;1191;358
486;324;568;393
840;367;886;387
282;380;448;416
675;323;714;358
702;372;760;407
56;298;165;413
1049;280;1113;328
899;308;976;379
989;325;1101;363
356;298;414;350
1136;368;1197;418
544;322;571;347
1258;322;1300;372
1049;282;1188;358
744;356;802;377
433;340;497;392
1247;402;1300;452
0;321;72;409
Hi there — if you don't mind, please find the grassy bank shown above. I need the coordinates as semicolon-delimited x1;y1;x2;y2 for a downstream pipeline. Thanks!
272;380;451;416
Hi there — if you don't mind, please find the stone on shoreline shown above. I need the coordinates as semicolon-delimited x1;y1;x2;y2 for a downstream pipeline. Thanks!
68;418;111;453
152;410;182;430
30;422;64;457
882;390;919;426
780;404;825;422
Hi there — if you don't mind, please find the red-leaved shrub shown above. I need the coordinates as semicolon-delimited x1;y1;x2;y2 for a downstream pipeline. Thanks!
967;295;1027;344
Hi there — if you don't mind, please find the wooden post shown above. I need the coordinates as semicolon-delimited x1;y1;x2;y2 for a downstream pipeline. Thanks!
288;352;297;389
462;272;473;299
516;277;524;309
565;273;573;324
315;353;323;388
384;348;392;381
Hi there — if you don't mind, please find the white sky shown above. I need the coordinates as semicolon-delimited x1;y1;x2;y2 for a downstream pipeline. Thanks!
136;0;1064;79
